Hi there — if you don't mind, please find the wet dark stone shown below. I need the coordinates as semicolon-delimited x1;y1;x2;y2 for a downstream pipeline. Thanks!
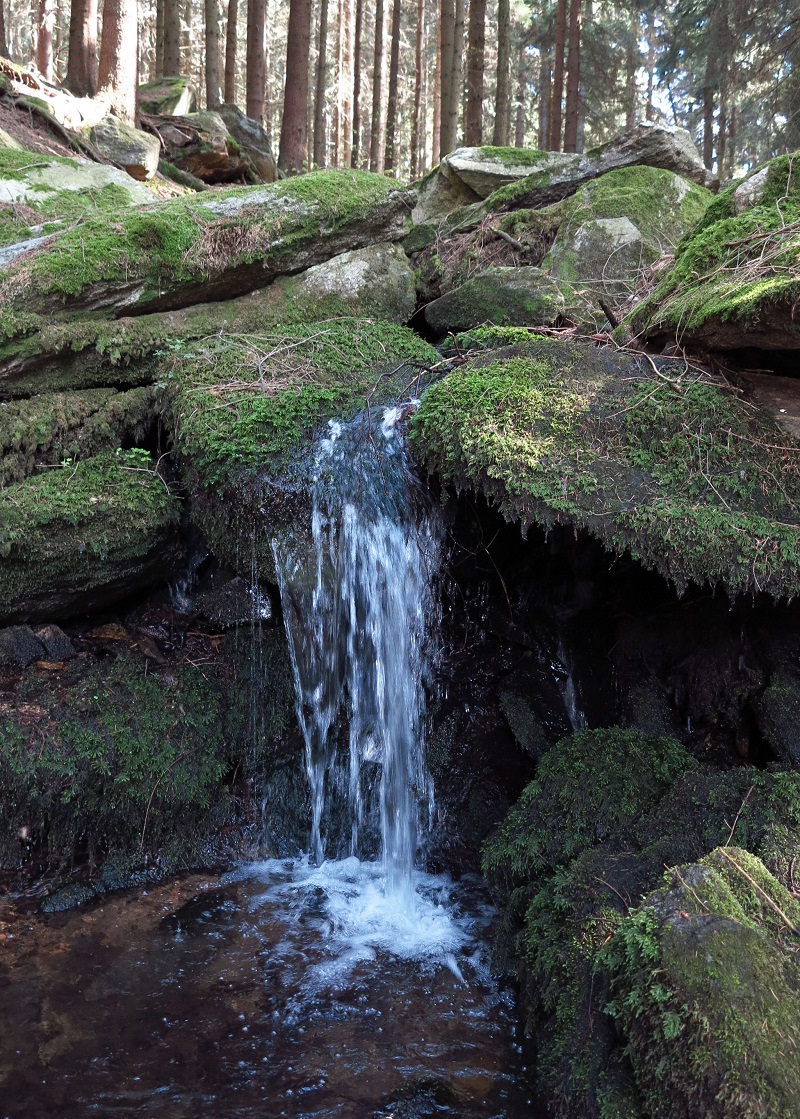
161;887;238;935
34;623;76;661
0;626;45;667
40;883;96;914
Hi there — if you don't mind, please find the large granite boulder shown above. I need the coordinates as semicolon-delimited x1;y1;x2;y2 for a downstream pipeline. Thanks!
628;151;800;350
138;76;197;117
87;116;161;181
217;104;278;183
156;111;250;184
423;266;567;335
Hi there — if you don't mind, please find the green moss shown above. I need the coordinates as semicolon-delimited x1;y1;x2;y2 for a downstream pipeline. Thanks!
0;386;158;485
0;170;407;310
629;152;800;340
601;848;800;1119
443;325;551;353
0;449;182;620
469;146;552;168
411;340;800;597
756;674;800;764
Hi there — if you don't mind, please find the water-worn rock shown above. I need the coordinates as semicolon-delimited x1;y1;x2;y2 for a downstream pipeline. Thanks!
87;116;161;181
138;76;197;117
216;104;278;183
628;151;800;350
0;169;415;317
423;266;567;335
0;625;45;666
0;451;183;622
35;623;76;661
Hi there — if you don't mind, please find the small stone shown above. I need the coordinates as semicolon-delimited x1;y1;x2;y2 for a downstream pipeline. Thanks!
0;626;46;667
35;623;76;661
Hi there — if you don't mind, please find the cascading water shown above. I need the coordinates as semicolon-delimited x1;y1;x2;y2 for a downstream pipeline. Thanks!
272;405;440;904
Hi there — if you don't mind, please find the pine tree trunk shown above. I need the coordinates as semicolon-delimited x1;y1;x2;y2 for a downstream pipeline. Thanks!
352;0;364;164
645;10;655;122
514;38;525;146
438;0;456;156
37;0;54;79
246;0;266;121
66;0;99;94
464;0;485;145
410;0;424;176
339;0;354;165
432;0;441;163
278;0;312;171
155;0;164;76
163;0;181;73
313;0;329;164
624;8;636;128
453;0;464;141
537;38;550;147
547;0;567;149
0;0;6;58
383;0;400;171
205;0;221;105
98;0;138;122
717;84;727;179
702;48;717;169
492;0;510;144
224;0;237;101
368;0;384;170
562;0;580;151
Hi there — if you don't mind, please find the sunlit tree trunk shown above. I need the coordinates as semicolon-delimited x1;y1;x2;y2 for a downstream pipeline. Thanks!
278;0;312;171
563;0;580;151
98;0;138;122
383;0;400;171
410;0;424;176
464;0;485;145
66;0;99;94
432;0;441;163
548;0;567;149
313;0;329;164
224;0;237;101
537;39;550;147
453;0;464;141
205;0;221;105
438;0;457;155
37;0;55;79
246;0;267;121
514;39;526;146
368;0;384;170
492;0;510;144
163;0;181;73
352;0;364;164
0;1;7;58
625;8;637;128
339;0;354;165
645;10;655;122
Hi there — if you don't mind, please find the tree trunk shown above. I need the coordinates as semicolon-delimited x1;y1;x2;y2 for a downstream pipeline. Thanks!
313;0;329;164
224;0;237;101
537;38;549;148
514;38;525;146
98;0;138;122
368;0;384;170
548;0;567;149
351;0;364;164
246;0;266;122
492;0;510;144
66;0;99;94
205;0;221;106
716;84;727;179
0;0;6;58
339;0;354;166
383;0;400;171
278;0;312;171
463;0;485;145
432;0;441;163
645;10;655;122
410;0;424;176
155;0;164;76
163;0;181;73
702;45;717;170
37;0;55;80
452;0;464;142
562;0;580;152
438;0;456;156
624;8;636;129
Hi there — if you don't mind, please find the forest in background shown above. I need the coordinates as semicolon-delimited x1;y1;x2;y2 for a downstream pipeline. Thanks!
0;0;798;182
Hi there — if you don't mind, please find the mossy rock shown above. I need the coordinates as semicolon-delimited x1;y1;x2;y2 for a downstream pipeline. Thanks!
423;266;569;336
0;450;183;622
87;116;161;181
628;152;800;350
167;318;438;581
138;76;197;116
542;166;711;317
410;338;800;598
602;848;800;1119
0;146;153;250
0;170;415;316
756;671;800;764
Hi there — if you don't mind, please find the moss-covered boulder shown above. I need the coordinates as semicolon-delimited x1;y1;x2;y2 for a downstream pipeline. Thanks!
157;110;250;184
217;104;278;184
87;116;161;181
542;166;711;317
602;848;800;1119
168;318;438;581
138;76;197;116
422;266;568;336
0;170;415;317
0;450;183;622
0;146;153;252
628;152;800;350
410;338;800;598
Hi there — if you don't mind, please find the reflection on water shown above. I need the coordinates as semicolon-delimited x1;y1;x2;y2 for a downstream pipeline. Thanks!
0;860;536;1118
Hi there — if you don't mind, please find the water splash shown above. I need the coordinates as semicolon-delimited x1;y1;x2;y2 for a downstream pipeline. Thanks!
272;406;441;903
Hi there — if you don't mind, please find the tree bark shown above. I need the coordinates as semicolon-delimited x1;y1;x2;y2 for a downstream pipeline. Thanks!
205;0;221;105
163;0;181;73
368;0;384;170
339;0;354;165
702;44;717;169
0;0;6;58
313;0;329;164
155;0;164;77
645;10;655;122
432;0;441;163
464;0;485;145
66;0;99;95
383;0;401;171
37;0;55;80
224;0;237;101
537;38;549;148
410;0;424;176
514;38;526;146
562;0;580;151
98;0;138;122
246;0;266;122
438;0;456;156
352;0;364;164
547;0;567;149
624;8;636;129
453;0;464;141
492;0;510;144
278;0;312;171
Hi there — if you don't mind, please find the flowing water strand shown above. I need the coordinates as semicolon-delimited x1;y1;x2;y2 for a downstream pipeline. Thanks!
272;406;441;901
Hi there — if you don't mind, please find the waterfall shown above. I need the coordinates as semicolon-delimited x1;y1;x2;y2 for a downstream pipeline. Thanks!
272;406;441;902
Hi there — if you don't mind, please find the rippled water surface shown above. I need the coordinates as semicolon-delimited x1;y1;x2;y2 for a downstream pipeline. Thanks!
1;860;535;1118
